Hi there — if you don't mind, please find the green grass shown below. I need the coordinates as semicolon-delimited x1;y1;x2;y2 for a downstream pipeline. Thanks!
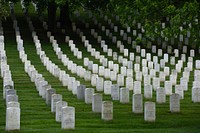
0;2;200;133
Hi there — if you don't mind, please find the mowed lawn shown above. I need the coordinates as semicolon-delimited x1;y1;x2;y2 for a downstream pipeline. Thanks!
0;3;200;133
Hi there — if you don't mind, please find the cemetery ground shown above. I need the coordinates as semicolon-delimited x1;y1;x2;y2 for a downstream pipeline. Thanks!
1;3;200;133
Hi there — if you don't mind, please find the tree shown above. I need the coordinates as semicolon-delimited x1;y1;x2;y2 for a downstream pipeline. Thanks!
58;1;71;29
0;0;9;20
27;0;109;33
108;0;200;46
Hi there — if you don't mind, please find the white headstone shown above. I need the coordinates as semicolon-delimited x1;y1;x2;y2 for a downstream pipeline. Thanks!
46;88;56;105
164;67;170;76
113;52;118;60
149;69;156;78
127;69;133;77
120;88;129;103
159;72;166;82
132;94;143;114
175;85;184;99
135;56;141;64
120;66;127;76
134;81;141;94
85;88;94;104
98;66;105;76
153;56;158;63
158;49;162;57
152;45;157;53
104;81;112;95
135;71;142;81
101;101;113;121
72;80;80;95
134;64;140;72
77;85;86;100
144;84;153;99
122;58;128;67
113;64;119;73
61;106;75;129
117;74;124;86
170;94;180;113
127;61;133;69
153;77;160;91
165;81;172;95
51;94;62;113
180;77;188;91
84;58;89;67
170;74;177;86
196;60;200;69
84;71;91;81
110;71;117;81
192;87;200;103
146;53;151;61
104;68;111;79
142;59;147;67
6;107;20;131
56;101;68;122
154;63;160;72
190;50;195;57
107;49;112;57
92;93;102;113
136;46;141;53
130;53;134;61
91;74;98;87
170;57;175;65
156;87;166;103
108;61;114;70
160;59;165;68
126;77;133;90
92;64;98;74
144;75;151;85
124;49;128;57
141;49;146;57
174;49;179;57
111;85;119;100
144;102;156;122
96;77;104;91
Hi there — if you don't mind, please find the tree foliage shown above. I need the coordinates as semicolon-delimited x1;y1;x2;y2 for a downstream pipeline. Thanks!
0;0;9;19
108;0;200;45
2;0;200;46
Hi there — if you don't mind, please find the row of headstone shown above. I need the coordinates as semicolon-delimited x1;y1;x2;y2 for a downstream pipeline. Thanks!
51;11;194;108
72;22;137;76
70;19;189;100
46;28;124;98
45;8;197;114
66;31;175;98
79;16;191;86
192;69;200;103
17;13;76;130
38;9;198;124
35;25;114;122
56;15;191;106
2;9;21;131
46;42;187;97
25;9;194;124
34;18;114;119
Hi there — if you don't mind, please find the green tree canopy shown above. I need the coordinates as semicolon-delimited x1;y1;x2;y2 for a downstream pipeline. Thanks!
0;0;9;19
108;0;200;45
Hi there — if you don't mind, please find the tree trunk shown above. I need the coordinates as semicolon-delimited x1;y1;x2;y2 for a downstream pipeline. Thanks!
48;0;56;34
59;1;72;29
